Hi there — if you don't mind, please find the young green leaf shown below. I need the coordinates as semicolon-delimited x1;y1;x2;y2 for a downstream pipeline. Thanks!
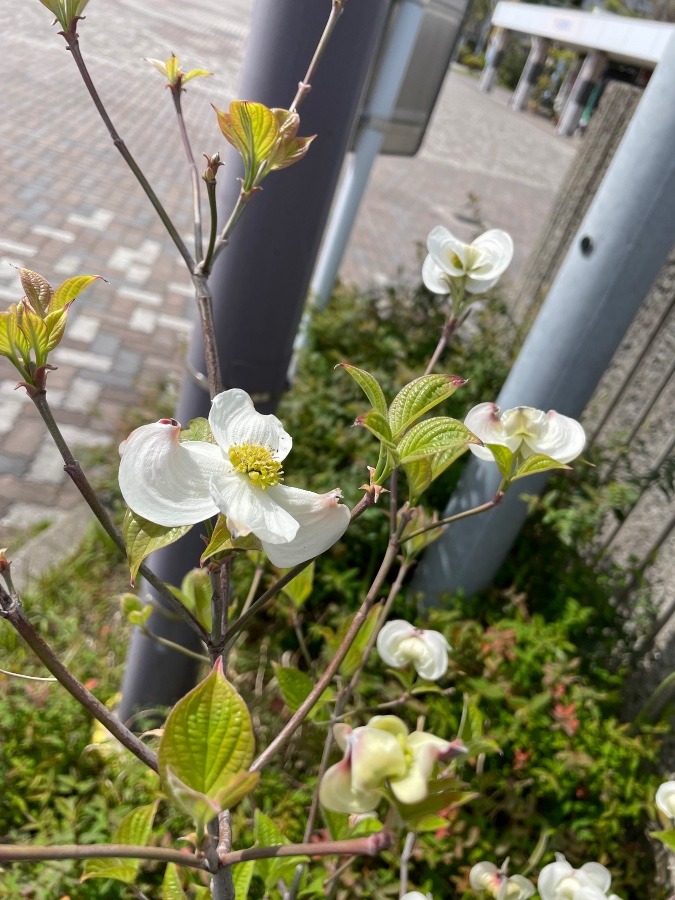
82;800;159;884
232;860;255;900
19;268;53;316
355;408;397;452
511;453;570;482
402;458;433;504
339;604;381;677
122;509;191;585
214;101;280;192
180;416;217;443
168;567;213;631
274;663;313;713
337;363;388;417
254;810;308;888
397;416;479;464
50;274;100;313
485;443;515;479
651;830;675;852
389;374;467;440
280;560;314;607
158;661;257;829
162;862;187;899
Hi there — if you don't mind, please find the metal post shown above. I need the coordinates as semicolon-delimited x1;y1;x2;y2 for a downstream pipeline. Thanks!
478;26;509;93
556;50;606;137
309;0;426;311
118;0;392;721
510;37;550;111
413;33;675;603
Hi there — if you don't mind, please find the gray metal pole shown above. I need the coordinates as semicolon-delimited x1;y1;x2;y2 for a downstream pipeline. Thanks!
309;0;426;310
413;34;675;603
118;0;392;722
510;37;550;112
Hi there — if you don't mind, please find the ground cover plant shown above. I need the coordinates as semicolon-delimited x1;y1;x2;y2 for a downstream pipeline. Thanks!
1;2;673;898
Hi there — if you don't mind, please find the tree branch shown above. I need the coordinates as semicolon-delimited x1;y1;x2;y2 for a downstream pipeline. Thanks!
0;587;158;772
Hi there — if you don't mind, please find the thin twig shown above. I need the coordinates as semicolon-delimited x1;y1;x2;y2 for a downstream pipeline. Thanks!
289;0;345;114
424;315;459;376
0;587;158;772
206;192;251;271
141;627;210;664
400;494;503;543
191;271;224;397
209;815;235;900
30;392;209;643
250;512;408;773
399;831;416;897
63;32;194;273
0;842;208;870
202;177;219;273
225;492;375;647
171;88;203;259
219;831;393;867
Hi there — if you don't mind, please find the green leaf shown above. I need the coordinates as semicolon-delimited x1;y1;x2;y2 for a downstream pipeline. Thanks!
355;409;397;452
167;568;213;631
389;374;466;440
82;800;158;884
274;664;313;712
16;302;49;363
651;829;675;851
201;515;232;563
280;561;314;607
162;862;187;899
182;67;213;84
215;101;280;191
232;860;255;899
397;416;479;464
403;458;433;503
393;778;478;826
485;443;515;479
337;364;388;417
50;274;99;313
122;508;191;585
19;268;53;317
44;309;68;352
339;604;381;677
180;417;217;443
322;807;349;841
255;810;308;888
158;661;257;830
511;453;570;482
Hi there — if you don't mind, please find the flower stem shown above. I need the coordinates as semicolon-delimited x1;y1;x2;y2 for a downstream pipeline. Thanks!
171;87;203;260
424;315;458;376
399;831;416;898
63;32;194;273
202;178;219;274
31;392;209;643
0;585;158;772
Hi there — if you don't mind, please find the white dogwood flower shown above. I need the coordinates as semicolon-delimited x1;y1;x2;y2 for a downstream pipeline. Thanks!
401;893;433;900
319;715;466;814
118;388;350;567
377;620;450;681
538;854;622;900
656;780;675;819
470;861;535;899
464;403;586;465
422;226;514;296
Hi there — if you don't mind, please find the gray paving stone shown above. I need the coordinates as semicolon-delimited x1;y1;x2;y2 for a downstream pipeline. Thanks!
0;453;28;476
91;332;122;357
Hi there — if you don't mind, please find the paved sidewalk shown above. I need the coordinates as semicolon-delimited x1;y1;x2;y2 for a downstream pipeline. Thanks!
0;0;576;530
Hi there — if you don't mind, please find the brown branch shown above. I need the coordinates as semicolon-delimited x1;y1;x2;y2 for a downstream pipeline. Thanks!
0;588;157;772
0;842;208;871
218;831;393;867
289;0;345;114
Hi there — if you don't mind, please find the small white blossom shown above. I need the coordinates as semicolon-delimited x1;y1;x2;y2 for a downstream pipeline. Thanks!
118;388;350;567
464;403;586;465
470;861;535;899
319;715;465;813
377;620;450;681
538;854;622;900
422;226;513;296
401;893;433;900
656;780;675;819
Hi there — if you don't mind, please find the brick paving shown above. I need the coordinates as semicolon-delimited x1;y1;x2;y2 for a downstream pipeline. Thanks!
0;0;576;528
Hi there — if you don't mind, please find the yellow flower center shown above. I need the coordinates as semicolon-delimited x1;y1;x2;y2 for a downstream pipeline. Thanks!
228;443;283;489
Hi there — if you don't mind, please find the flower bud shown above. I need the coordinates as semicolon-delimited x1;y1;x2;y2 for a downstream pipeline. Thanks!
376;620;450;681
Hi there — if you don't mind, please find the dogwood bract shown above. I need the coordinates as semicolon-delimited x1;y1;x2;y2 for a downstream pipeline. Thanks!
655;780;675;819
319;715;465;814
537;854;622;900
376;620;450;681
464;403;586;465
118;388;350;567
422;226;514;296
469;861;535;899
